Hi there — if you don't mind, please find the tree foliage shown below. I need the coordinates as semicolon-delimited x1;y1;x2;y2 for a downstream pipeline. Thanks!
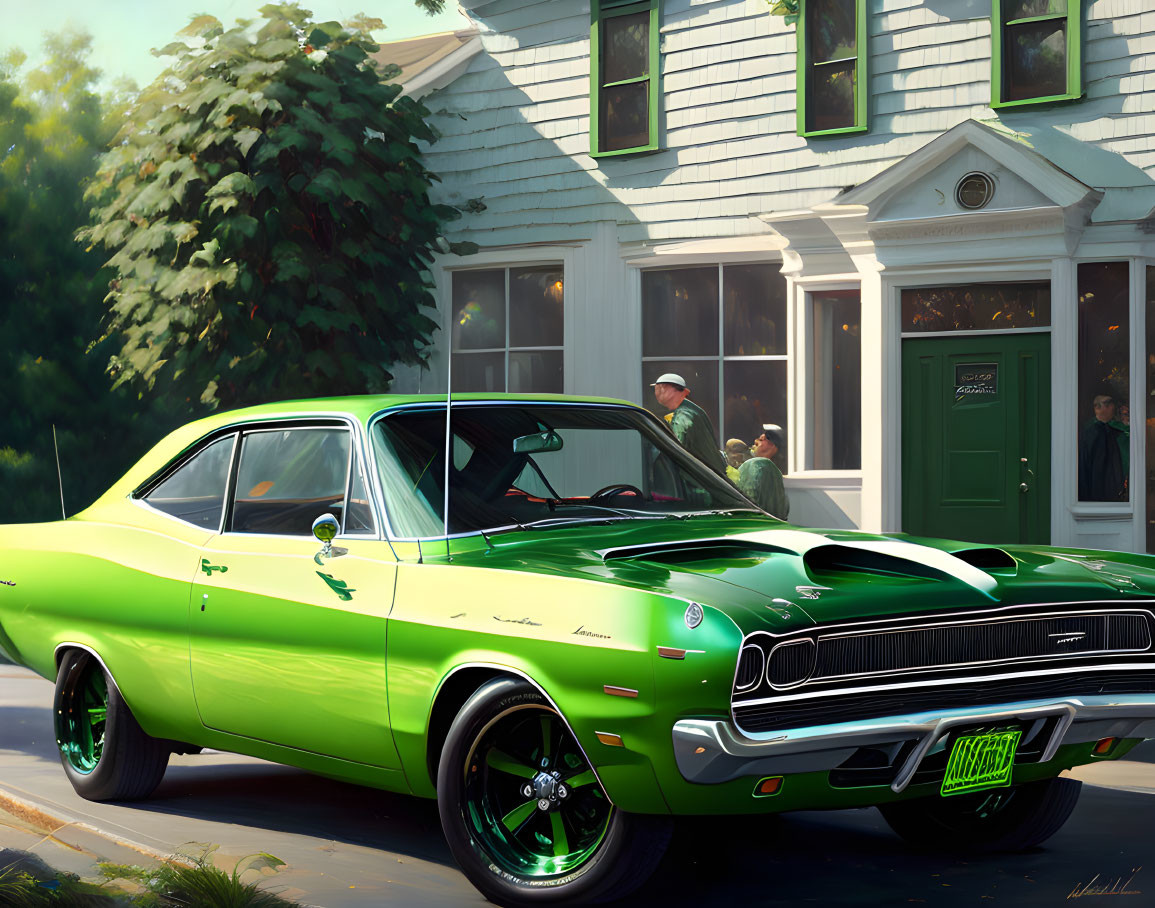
0;30;151;521
82;4;463;411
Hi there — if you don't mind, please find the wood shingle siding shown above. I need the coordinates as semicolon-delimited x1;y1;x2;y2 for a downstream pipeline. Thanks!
414;0;1155;246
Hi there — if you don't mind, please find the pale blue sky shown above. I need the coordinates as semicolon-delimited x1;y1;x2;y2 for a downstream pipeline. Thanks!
6;0;467;88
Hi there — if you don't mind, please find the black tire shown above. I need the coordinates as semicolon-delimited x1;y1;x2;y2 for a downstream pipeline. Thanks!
879;776;1082;852
54;649;170;801
437;678;671;907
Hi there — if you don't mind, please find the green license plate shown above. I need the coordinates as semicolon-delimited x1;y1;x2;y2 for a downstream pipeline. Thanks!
940;729;1022;797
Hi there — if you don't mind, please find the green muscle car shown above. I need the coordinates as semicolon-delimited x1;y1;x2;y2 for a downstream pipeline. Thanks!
2;394;1154;906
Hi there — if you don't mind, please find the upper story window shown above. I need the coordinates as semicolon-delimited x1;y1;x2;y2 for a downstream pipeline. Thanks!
992;0;1081;108
797;0;867;137
590;0;660;156
451;267;565;394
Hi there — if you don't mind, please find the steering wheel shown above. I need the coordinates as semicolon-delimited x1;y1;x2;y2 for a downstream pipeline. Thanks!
590;483;645;500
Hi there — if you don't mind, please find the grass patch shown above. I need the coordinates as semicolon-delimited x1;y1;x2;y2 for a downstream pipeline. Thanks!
147;849;292;908
1;847;293;907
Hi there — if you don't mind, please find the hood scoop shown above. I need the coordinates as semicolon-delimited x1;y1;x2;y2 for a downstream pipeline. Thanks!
599;539;792;564
949;547;1017;571
804;544;949;582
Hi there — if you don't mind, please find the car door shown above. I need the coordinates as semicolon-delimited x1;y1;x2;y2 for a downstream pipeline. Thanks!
190;421;401;769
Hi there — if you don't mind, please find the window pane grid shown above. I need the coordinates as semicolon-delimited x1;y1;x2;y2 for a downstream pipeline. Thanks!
993;0;1078;106
642;263;791;472
1004;14;1065;25
602;75;650;87
452;267;564;394
592;0;658;156
799;0;865;136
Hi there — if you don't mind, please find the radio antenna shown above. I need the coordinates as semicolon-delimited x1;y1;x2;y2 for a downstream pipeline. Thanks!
52;424;66;520
443;341;453;562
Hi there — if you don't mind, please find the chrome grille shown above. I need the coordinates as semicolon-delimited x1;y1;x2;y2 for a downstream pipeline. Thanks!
813;613;1147;681
730;605;1155;734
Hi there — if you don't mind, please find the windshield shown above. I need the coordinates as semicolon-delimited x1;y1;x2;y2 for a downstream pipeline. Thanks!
371;403;759;537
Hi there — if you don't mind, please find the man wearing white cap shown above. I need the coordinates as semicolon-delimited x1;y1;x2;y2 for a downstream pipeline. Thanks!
738;424;789;519
651;373;727;477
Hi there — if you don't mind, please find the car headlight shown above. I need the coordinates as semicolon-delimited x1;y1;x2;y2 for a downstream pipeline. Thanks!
734;644;765;691
766;638;817;689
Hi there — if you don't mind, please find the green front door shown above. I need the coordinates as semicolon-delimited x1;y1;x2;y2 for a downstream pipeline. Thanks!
902;333;1050;545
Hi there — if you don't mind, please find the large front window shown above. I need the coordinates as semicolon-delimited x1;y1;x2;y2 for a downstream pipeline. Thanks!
451;267;564;393
372;404;758;538
641;263;789;473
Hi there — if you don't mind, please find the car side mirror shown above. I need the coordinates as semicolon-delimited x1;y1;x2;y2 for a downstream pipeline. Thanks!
312;514;339;558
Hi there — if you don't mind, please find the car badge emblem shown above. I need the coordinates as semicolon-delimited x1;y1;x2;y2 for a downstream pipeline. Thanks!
200;559;228;576
1049;631;1086;646
684;602;703;629
795;586;822;600
316;572;356;602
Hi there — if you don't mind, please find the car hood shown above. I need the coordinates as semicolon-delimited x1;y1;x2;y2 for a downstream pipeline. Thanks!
469;517;1155;635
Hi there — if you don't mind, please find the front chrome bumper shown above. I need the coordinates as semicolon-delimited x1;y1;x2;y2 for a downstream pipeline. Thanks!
673;696;1155;792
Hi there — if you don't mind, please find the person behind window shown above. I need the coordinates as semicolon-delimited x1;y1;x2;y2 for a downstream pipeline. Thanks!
651;372;727;477
738;424;789;520
724;438;750;483
1079;394;1127;501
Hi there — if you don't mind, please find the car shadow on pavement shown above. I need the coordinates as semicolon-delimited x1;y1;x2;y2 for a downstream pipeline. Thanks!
146;760;455;867
0;706;64;766
146;757;1155;906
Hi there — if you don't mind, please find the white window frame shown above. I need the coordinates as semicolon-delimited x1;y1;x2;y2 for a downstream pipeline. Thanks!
432;246;577;395
797;280;864;478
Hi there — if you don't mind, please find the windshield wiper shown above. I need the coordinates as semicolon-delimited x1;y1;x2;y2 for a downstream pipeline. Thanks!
547;501;637;518
681;507;768;518
519;515;635;530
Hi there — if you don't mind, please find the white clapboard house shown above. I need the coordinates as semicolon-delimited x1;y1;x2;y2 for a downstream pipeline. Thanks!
381;0;1155;554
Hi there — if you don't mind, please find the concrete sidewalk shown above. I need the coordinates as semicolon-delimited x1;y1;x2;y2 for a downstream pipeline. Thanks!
0;664;481;908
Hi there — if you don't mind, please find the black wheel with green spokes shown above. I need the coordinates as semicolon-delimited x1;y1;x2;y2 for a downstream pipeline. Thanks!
438;678;671;906
879;775;1082;852
56;653;108;774
54;649;170;801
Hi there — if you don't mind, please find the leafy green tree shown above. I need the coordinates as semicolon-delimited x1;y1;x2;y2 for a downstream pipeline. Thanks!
82;4;465;411
0;31;150;522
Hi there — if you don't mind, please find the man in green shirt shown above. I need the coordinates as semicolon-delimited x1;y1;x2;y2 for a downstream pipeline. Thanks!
738;424;789;519
651;373;727;477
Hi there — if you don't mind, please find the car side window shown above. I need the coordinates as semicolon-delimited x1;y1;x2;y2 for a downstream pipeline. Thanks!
143;434;236;529
230;428;351;536
343;452;376;535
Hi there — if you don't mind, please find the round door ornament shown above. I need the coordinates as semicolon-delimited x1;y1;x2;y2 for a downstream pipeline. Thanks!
955;172;995;210
685;602;704;629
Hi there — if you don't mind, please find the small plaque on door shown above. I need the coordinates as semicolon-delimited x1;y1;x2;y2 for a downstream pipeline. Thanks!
955;363;997;399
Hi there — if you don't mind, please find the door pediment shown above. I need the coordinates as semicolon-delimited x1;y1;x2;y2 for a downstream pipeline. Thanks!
822;120;1102;265
874;144;1053;222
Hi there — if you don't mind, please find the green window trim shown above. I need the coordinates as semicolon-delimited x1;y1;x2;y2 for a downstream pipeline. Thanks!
590;0;661;158
991;0;1082;109
797;0;868;138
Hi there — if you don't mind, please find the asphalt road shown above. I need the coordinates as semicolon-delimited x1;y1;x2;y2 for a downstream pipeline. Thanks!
2;662;1154;907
